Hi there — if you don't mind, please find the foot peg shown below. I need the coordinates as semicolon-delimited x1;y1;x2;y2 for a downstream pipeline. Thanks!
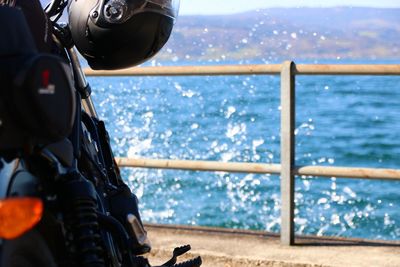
169;257;202;267
159;245;202;267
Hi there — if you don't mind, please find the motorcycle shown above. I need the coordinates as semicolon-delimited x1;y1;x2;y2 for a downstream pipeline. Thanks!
0;1;202;266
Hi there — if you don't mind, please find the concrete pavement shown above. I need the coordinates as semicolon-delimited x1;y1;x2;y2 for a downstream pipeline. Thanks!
145;224;400;267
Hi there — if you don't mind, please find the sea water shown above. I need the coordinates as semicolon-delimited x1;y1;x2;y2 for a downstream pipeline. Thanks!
88;66;400;241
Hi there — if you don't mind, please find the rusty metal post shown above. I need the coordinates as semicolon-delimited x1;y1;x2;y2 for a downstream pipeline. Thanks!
280;61;296;245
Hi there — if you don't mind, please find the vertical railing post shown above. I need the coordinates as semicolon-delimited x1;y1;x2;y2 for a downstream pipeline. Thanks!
280;61;296;245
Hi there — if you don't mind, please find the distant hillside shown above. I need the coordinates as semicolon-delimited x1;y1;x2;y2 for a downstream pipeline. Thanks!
40;5;400;62
157;7;400;62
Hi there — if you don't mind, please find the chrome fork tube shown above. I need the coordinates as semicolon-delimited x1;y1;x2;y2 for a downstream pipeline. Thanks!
67;47;99;119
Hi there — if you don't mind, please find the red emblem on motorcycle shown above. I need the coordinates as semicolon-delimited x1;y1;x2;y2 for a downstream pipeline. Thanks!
42;70;50;88
39;69;55;95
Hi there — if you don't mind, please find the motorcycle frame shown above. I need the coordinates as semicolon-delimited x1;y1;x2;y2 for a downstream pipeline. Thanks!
0;31;135;267
0;2;202;266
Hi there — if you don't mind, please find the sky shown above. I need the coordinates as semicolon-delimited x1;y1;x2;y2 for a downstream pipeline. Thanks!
180;0;400;15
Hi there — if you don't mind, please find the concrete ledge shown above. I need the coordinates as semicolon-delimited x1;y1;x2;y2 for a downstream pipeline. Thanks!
145;224;400;267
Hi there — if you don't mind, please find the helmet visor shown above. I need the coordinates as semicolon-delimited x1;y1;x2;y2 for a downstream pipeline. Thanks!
136;0;179;19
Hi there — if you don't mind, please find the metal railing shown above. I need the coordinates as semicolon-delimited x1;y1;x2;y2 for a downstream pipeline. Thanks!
85;62;400;245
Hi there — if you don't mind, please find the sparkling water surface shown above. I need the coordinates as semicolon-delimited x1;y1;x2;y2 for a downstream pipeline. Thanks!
88;66;400;241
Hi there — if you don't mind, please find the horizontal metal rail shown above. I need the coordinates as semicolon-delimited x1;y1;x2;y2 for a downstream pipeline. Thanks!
84;64;400;76
115;158;400;181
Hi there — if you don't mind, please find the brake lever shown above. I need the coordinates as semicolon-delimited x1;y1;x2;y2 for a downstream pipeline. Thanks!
161;245;192;266
136;244;202;267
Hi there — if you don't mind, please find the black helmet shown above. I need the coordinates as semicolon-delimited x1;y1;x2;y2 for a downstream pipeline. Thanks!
68;0;179;70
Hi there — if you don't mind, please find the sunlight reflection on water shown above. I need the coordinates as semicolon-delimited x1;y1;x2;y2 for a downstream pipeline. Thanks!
89;74;400;240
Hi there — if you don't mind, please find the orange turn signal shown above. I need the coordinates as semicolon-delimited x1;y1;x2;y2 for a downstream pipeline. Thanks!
0;197;43;239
